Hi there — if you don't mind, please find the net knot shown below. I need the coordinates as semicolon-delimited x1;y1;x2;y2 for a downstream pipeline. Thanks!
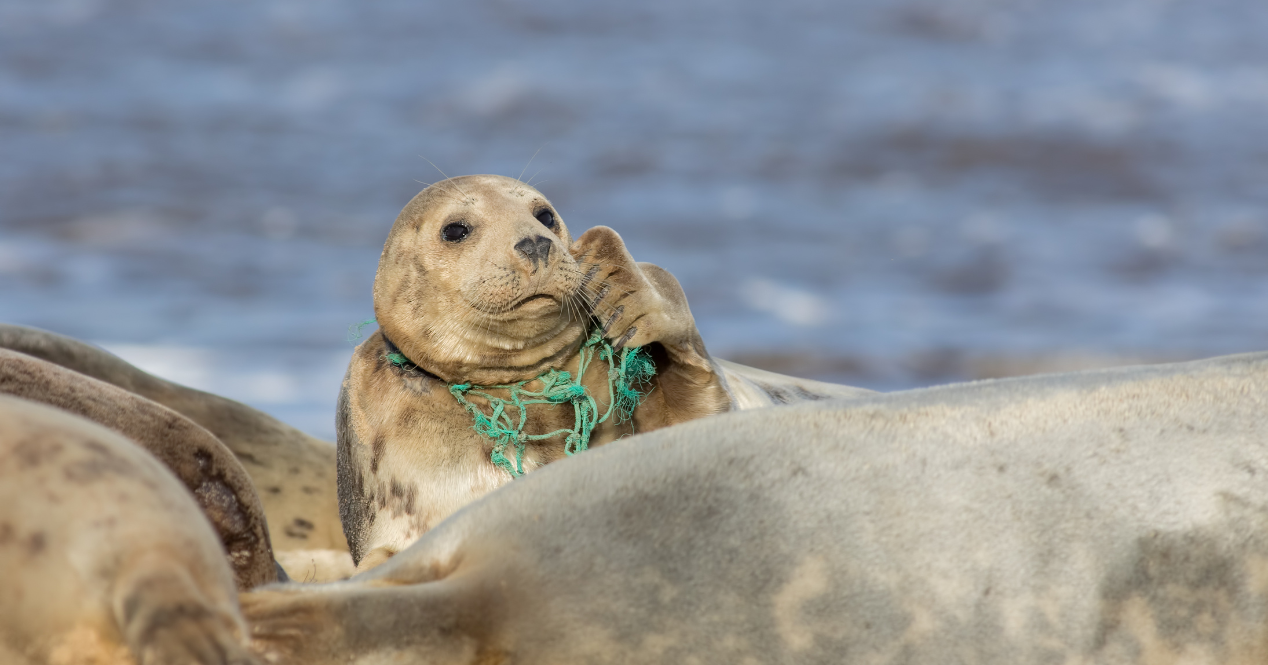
447;329;656;477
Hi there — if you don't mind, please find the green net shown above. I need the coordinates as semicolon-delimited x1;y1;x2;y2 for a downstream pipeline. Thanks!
385;327;655;477
347;318;377;344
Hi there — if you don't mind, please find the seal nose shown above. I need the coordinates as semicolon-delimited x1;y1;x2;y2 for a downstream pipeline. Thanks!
514;235;553;271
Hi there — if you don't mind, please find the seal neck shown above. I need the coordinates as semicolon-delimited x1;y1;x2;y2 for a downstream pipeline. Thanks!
380;331;443;380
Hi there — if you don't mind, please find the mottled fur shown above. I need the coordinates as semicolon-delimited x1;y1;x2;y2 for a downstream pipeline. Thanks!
0;349;278;590
339;175;870;568
0;396;257;665
256;351;1268;664
0;324;352;581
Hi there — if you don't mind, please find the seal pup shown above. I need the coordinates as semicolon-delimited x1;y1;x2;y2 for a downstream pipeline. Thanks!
339;174;870;569
0;395;257;665
0;323;353;581
249;351;1268;664
0;348;278;590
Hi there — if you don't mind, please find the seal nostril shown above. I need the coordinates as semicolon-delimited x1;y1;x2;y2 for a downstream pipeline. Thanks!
534;236;552;261
514;235;553;270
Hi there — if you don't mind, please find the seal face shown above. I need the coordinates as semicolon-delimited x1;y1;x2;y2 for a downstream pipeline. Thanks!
371;174;588;386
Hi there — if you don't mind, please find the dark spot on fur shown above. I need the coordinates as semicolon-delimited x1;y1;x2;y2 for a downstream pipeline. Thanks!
284;518;314;540
62;440;139;483
266;486;282;494
370;434;386;474
122;592;143;624
289;466;300;475
1095;526;1261;654
386;478;419;517
301;486;319;494
27;532;46;555
12;438;63;469
375;485;388;510
793;386;832;401
756;382;793;404
0;523;13;545
754;381;833;404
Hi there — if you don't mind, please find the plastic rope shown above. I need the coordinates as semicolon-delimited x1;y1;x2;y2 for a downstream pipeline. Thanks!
386;328;655;477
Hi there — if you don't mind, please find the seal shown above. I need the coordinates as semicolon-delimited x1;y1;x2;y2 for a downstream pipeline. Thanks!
0;394;258;665
0;348;278;590
251;350;1268;664
338;174;871;569
0;323;353;581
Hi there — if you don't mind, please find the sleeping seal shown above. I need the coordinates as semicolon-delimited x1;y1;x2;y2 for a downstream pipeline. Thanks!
0;324;353;581
0;395;257;665
338;174;869;568
0;348;278;590
249;351;1268;664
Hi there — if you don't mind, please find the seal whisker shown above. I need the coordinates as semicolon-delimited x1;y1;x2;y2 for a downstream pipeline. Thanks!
574;278;635;318
572;282;622;321
512;147;543;195
416;179;467;205
419;157;470;200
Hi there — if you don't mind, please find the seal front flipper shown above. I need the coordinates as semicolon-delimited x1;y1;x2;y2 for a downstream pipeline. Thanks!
570;225;733;426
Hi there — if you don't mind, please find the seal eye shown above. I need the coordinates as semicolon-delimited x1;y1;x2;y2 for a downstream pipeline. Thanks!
441;223;470;243
535;210;556;229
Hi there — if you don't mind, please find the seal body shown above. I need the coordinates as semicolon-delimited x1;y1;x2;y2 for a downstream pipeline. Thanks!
0;324;353;581
0;348;278;590
0;395;257;665
337;174;870;568
252;351;1268;664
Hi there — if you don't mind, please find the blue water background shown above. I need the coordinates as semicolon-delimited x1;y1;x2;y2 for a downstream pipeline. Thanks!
3;0;1267;438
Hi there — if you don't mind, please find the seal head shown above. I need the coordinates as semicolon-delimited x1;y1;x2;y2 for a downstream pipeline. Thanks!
372;174;587;385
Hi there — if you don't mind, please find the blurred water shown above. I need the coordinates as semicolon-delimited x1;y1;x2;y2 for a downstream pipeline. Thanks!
3;0;1267;439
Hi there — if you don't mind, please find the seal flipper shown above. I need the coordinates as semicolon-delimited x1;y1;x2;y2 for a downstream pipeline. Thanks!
113;555;259;665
